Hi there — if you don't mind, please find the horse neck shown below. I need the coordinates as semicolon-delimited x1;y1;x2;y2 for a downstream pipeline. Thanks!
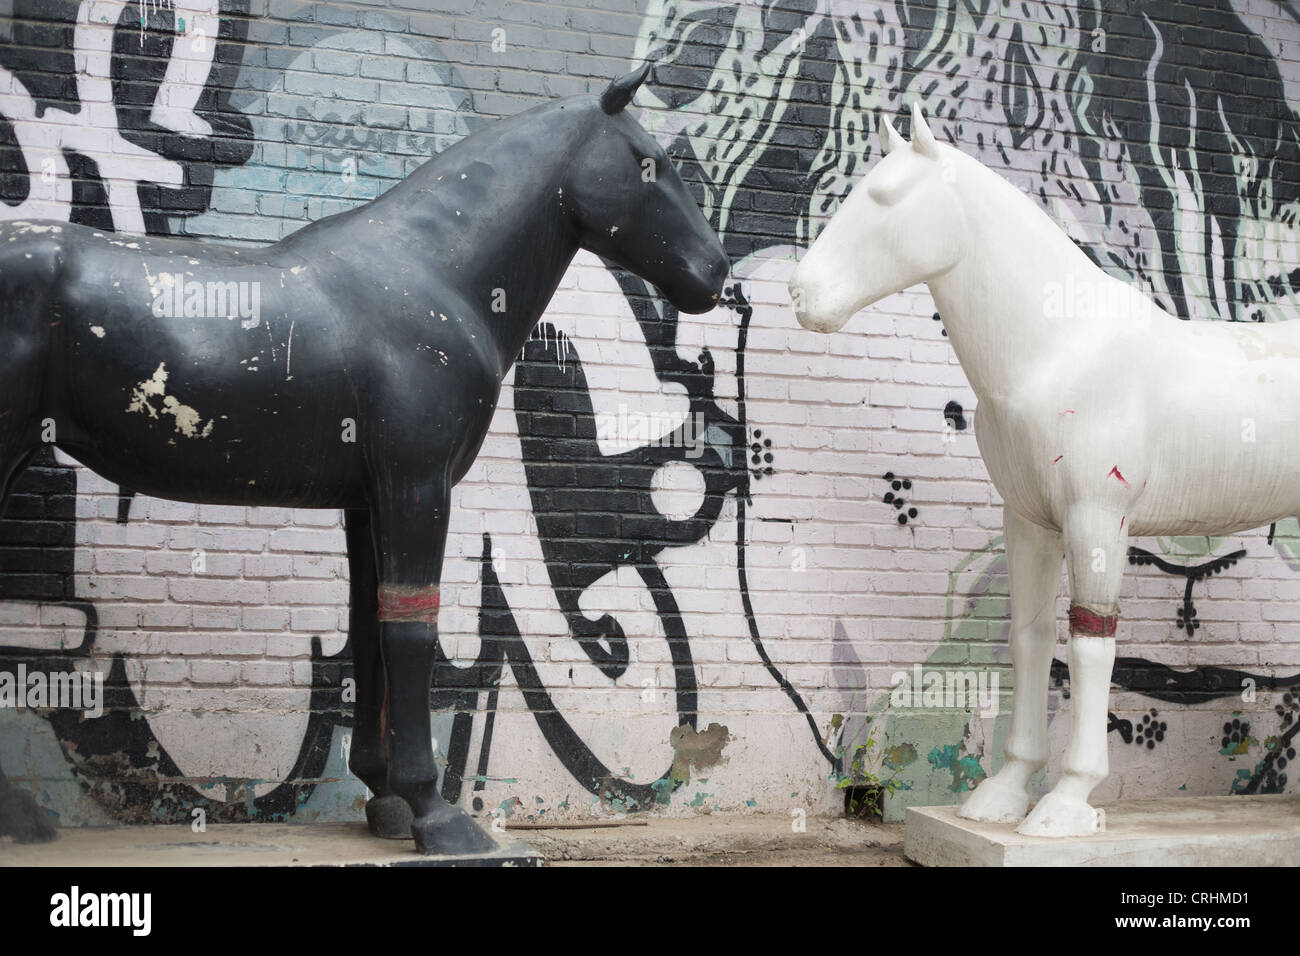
925;161;1099;403
369;107;582;377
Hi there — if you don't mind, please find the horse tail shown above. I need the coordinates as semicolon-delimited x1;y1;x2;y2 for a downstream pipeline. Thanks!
0;222;61;478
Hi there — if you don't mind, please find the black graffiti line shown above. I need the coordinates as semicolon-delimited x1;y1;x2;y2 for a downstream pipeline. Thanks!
1128;545;1246;636
440;534;693;810
637;559;700;725
1127;545;1246;580
473;532;697;810
1055;655;1300;704
730;282;839;772
468;685;499;803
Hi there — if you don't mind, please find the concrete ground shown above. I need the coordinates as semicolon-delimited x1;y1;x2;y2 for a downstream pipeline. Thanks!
0;814;909;866
515;814;909;867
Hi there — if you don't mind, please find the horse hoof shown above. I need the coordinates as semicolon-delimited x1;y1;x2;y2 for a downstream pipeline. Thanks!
365;794;413;840
1015;791;1101;837
955;775;1029;824
0;788;58;844
411;803;498;856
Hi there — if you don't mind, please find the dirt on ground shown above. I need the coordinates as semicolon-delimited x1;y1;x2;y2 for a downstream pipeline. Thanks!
505;813;911;866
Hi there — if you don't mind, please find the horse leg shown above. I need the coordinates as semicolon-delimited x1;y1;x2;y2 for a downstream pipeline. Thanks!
343;508;412;839
1017;502;1123;837
958;507;1062;823
370;484;496;855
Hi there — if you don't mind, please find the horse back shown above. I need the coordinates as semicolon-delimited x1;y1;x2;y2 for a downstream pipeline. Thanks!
0;219;496;507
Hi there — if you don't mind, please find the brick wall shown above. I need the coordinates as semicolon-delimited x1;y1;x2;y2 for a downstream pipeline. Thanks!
2;0;1300;828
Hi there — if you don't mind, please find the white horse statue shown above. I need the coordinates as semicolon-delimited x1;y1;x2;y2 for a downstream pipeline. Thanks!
789;102;1300;837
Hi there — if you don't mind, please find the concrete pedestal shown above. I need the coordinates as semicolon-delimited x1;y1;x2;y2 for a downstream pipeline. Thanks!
905;794;1300;866
0;822;544;867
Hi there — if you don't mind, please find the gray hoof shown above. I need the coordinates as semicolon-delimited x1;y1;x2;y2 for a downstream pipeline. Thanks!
412;803;497;855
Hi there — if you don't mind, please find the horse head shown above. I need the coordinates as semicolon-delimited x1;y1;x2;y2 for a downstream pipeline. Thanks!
789;103;969;332
563;65;729;314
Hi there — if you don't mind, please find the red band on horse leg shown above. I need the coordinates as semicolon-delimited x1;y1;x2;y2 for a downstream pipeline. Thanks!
377;584;441;623
1068;604;1117;637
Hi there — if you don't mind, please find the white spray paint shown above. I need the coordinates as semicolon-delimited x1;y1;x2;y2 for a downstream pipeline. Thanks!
0;0;219;233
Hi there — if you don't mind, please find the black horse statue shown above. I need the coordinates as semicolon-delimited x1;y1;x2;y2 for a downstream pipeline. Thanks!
0;65;728;854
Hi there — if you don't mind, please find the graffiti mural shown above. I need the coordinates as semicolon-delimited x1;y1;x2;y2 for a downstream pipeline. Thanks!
630;0;1300;818
0;0;836;827
427;252;838;818
4;0;1300;830
0;0;253;231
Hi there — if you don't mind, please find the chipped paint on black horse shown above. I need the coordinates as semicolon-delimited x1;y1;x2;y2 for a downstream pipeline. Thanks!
0;66;728;853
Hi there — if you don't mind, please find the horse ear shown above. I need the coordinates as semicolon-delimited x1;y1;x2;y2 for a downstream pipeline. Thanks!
879;115;906;155
910;102;940;159
600;63;652;115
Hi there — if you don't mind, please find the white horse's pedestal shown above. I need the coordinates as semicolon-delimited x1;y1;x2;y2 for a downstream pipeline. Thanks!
790;103;1300;846
905;795;1300;866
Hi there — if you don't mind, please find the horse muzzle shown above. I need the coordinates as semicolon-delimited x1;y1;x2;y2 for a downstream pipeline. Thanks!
668;247;729;314
789;273;851;334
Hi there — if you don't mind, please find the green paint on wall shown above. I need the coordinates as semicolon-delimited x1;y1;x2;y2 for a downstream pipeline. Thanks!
1220;735;1257;757
869;536;1011;819
927;744;987;793
883;743;918;770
